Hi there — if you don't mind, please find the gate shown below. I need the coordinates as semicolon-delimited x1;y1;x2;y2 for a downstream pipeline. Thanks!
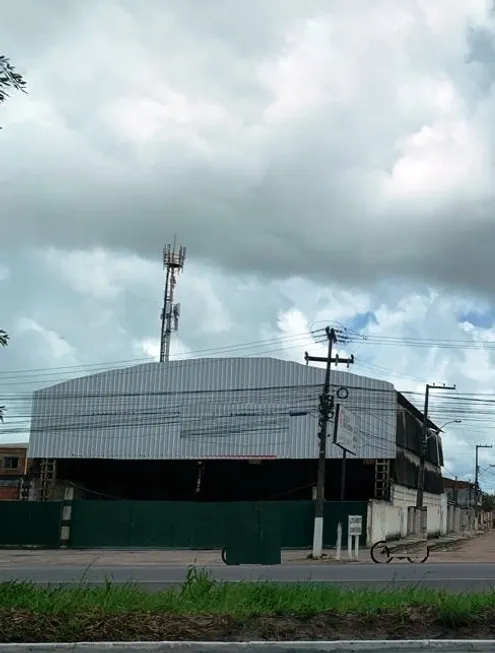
0;501;62;548
69;499;367;549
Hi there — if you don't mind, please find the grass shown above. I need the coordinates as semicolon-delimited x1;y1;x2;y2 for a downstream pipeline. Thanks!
0;567;492;617
1;568;495;641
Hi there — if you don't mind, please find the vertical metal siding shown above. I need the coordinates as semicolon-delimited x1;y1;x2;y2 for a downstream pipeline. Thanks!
29;358;397;460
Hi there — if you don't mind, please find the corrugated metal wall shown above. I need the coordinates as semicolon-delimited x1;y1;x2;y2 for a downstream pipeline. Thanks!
29;357;397;460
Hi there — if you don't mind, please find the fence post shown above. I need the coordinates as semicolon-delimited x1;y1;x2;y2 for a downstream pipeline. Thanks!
60;486;74;548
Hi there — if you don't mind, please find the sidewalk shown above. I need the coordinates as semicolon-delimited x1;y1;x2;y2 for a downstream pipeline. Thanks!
429;529;495;562
0;532;487;567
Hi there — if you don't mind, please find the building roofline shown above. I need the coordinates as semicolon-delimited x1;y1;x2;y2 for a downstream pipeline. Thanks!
442;476;473;489
397;392;441;432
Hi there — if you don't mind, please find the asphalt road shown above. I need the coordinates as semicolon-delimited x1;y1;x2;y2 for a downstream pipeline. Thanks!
3;562;495;592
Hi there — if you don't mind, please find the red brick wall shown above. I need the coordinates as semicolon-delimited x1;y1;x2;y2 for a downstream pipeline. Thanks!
0;447;27;501
0;486;19;500
0;448;27;476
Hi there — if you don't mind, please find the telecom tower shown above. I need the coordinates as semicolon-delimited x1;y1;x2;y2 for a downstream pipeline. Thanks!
159;239;186;362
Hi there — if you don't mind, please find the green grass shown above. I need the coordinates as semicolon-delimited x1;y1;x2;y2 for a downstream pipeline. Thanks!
2;569;495;641
0;567;495;619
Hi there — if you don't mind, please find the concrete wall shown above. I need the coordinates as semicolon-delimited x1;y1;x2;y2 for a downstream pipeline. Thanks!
367;484;448;544
391;484;447;537
367;500;404;544
368;485;494;545
444;486;474;508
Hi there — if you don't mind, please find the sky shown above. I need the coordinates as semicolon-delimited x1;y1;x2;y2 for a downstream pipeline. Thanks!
2;0;495;490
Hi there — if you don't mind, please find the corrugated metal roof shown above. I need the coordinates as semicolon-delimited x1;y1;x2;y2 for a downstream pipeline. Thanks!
28;357;397;460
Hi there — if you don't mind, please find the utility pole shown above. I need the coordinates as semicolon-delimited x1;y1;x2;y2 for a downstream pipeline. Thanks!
475;444;492;510
416;382;456;509
304;327;354;559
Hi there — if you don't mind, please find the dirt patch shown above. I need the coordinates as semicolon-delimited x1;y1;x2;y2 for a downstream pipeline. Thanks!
2;609;495;643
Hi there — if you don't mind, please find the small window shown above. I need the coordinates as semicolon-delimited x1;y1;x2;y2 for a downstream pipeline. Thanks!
3;457;19;470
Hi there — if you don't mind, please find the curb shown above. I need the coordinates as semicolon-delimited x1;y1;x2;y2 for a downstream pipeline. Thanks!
0;642;493;652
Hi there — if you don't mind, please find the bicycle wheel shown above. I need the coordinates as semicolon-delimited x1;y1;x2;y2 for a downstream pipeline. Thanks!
370;540;392;564
221;546;227;564
407;546;430;564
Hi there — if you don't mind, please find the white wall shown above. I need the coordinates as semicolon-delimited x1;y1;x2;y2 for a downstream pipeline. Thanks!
367;500;405;545
391;484;447;537
368;484;448;544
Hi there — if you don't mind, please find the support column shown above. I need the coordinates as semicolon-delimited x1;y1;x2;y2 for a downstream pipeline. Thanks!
60;486;74;548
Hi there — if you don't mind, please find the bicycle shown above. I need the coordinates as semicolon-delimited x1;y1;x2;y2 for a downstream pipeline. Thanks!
370;539;430;564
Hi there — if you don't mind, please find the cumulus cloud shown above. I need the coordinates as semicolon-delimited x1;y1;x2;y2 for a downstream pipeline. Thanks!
3;2;495;485
1;247;494;486
1;1;495;292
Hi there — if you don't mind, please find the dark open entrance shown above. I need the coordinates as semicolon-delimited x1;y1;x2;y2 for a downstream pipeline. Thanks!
55;457;376;502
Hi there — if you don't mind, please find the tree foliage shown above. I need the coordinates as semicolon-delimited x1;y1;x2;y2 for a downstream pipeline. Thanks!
481;492;495;512
0;55;26;103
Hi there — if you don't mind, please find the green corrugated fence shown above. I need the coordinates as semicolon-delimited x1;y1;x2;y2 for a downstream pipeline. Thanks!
0;499;368;550
68;499;368;549
0;501;62;548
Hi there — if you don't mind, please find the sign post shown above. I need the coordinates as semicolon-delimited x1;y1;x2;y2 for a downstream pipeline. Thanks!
333;404;359;502
348;514;362;561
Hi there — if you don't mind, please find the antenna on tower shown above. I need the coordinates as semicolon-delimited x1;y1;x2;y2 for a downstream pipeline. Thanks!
159;237;186;363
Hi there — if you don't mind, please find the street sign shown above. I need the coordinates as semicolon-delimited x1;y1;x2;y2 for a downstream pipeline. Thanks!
333;403;359;455
348;514;362;537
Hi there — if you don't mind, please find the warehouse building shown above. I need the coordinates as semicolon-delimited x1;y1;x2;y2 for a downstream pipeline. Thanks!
26;357;399;501
27;357;443;509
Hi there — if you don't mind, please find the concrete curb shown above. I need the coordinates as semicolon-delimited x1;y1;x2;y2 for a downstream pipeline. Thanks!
0;642;493;652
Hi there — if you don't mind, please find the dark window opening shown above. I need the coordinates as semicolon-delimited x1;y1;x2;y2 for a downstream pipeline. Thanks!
3;457;19;470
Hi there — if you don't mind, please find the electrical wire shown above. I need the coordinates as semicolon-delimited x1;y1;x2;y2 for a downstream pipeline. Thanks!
0;330;327;382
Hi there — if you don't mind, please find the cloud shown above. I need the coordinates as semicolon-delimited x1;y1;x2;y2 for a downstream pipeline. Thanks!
3;3;495;485
16;317;79;365
1;248;493;486
2;1;495;294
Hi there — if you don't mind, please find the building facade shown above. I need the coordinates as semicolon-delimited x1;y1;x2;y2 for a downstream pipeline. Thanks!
442;477;477;508
0;443;28;500
28;358;398;502
29;358;397;460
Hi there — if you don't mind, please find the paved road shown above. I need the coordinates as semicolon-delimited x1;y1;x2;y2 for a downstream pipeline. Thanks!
3;562;495;592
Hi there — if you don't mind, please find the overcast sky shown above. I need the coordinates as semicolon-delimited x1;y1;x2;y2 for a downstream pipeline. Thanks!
2;0;495;489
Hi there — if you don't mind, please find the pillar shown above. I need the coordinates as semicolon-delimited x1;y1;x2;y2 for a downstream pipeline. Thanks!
60;486;74;548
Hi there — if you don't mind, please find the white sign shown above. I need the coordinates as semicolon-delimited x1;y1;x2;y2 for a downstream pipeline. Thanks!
334;404;359;455
348;514;362;537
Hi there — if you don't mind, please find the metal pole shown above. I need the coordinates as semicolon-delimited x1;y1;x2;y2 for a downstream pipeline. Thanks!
416;385;429;509
475;444;492;512
340;450;347;502
416;383;456;509
475;445;480;497
159;261;171;363
312;327;335;559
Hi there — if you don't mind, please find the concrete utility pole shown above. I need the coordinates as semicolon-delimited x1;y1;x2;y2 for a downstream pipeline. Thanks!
475;444;492;510
416;382;456;509
304;327;354;559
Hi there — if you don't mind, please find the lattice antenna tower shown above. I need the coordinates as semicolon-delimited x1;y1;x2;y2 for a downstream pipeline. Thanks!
159;237;186;362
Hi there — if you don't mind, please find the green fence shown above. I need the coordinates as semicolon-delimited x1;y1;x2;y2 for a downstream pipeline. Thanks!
69;499;368;549
0;501;62;548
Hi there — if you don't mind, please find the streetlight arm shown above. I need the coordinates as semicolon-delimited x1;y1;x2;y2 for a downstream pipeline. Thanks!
431;419;462;434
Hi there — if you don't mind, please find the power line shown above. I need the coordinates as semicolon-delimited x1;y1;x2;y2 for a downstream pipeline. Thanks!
0;330;327;379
